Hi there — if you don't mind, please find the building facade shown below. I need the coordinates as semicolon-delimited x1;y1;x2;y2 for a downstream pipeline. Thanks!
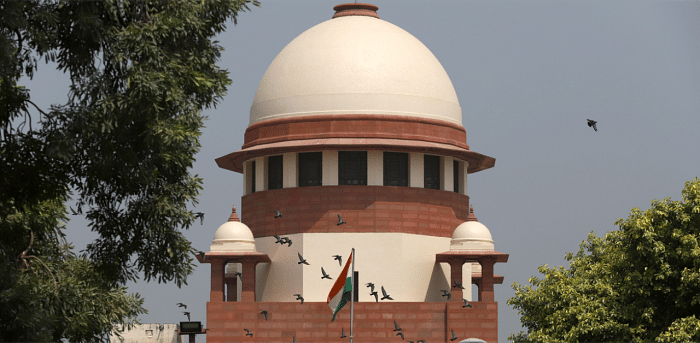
199;4;508;343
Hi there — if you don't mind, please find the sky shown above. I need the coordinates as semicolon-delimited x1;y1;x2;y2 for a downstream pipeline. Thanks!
23;0;700;341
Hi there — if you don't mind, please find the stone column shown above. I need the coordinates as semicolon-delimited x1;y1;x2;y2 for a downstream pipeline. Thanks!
448;258;464;302
479;256;496;302
241;259;257;302
210;259;225;302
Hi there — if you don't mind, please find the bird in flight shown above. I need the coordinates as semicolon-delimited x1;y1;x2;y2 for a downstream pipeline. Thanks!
337;214;347;226
321;267;332;279
195;250;205;261
453;277;464;290
462;298;473;308
194;212;205;225
441;289;451;301
341;328;347;338
293;294;304;304
587;119;598;131
397;331;405;340
274;235;283;244
182;311;191;321
293;336;297;343
297;252;309;265
234;271;242;281
450;329;458;341
273;210;283;218
260;310;268;321
370;290;378;302
365;282;375;292
393;320;403;332
381;286;393;300
176;302;187;309
244;328;253;337
333;255;342;266
281;237;293;247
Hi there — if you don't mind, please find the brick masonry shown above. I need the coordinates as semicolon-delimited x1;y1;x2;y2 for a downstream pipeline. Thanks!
205;301;498;343
241;185;470;238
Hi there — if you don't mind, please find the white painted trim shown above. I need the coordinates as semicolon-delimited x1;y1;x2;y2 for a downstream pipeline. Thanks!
367;151;383;186
322;151;339;186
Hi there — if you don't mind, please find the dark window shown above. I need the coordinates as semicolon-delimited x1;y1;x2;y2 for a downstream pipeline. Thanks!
453;160;459;193
383;152;408;187
299;152;322;187
338;151;367;185
251;160;256;193
268;155;283;190
424;155;441;190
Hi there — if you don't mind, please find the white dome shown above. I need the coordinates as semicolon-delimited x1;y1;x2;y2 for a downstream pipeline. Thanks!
450;221;494;251
210;210;256;252
250;15;462;125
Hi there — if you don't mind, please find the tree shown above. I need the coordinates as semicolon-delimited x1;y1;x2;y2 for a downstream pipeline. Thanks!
0;0;258;340
508;178;700;343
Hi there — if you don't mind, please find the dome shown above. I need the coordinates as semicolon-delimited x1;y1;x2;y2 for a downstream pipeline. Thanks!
250;4;461;126
450;207;494;251
210;207;256;252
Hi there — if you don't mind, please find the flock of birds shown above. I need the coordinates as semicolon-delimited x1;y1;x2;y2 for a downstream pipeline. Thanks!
181;161;562;341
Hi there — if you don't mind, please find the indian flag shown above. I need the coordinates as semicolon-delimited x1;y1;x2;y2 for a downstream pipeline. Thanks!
327;250;353;322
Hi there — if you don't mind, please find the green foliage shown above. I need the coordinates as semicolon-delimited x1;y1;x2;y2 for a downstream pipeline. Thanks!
1;0;258;340
509;178;700;343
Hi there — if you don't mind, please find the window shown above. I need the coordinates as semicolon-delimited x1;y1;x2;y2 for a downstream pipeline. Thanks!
299;152;322;187
251;160;256;193
338;151;367;185
267;155;283;190
454;160;459;193
383;152;408;187
424;155;440;190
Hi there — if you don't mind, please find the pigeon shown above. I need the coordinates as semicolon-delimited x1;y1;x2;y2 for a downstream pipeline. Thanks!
441;289;451;301
341;327;347;338
462;299;473;308
321;267;332;279
453;277;465;290
234;271;242;281
417;340;428;343
195;250;206;261
408;341;415;343
333;255;343;266
244;328;253;337
297;252;309;265
587;119;598;131
370;291;378;302
293;336;297;343
281;237;293;247
273;210;283;218
176;302;187;309
293;294;304;304
365;282;375;292
393;320;402;332
450;329;458;341
274;235;283;244
397;331;405;340
261;310;268;321
194;212;205;225
183;311;191;321
337;214;347;226
381;286;393;300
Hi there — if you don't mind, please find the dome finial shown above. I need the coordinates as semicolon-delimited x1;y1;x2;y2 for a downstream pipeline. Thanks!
332;3;379;19
466;205;478;222
228;206;240;222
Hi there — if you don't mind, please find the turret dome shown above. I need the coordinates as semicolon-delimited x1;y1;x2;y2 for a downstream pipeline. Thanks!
210;206;256;252
450;206;494;251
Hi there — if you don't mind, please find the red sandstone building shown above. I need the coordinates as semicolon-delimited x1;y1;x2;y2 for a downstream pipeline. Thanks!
196;4;508;343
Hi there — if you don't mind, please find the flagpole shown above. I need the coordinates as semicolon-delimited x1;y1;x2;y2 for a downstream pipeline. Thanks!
350;248;355;343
